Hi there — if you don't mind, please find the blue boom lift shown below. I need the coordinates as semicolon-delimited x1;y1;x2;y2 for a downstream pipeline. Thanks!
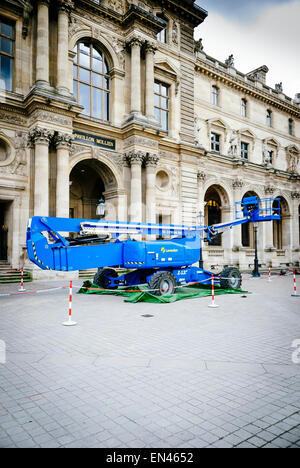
26;196;280;296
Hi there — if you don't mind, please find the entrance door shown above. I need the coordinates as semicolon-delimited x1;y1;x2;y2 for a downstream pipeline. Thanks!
0;203;8;261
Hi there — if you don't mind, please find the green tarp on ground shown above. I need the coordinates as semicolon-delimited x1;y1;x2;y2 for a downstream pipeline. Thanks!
78;280;247;304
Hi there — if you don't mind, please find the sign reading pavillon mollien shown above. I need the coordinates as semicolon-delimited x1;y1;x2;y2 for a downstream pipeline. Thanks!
73;131;116;150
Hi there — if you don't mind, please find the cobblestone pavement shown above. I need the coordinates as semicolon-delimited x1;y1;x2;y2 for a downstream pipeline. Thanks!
0;275;300;448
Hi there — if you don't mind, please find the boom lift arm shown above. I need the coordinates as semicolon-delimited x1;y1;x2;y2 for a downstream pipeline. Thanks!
26;196;280;295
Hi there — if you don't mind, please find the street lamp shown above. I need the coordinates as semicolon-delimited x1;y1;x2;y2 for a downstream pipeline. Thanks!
252;222;260;277
96;196;106;219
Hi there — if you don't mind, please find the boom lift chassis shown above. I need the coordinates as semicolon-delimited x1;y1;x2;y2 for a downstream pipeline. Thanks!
27;197;280;296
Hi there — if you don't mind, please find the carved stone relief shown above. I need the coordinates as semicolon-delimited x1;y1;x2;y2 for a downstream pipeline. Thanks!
0;112;26;126
0;131;28;177
29;111;72;127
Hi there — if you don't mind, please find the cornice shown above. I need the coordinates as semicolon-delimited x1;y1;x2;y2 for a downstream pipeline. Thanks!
195;59;300;118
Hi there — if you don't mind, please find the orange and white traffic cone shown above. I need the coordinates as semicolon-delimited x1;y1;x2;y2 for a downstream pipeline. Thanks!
62;281;77;326
208;274;219;308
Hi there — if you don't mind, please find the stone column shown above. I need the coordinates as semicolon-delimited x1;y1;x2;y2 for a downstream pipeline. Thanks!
28;128;53;216
57;0;73;94
145;43;157;120
126;151;144;223
129;38;143;115
36;0;50;86
145;154;159;225
54;133;73;218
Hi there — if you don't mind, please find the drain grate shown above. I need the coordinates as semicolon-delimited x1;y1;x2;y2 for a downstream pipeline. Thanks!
141;314;154;318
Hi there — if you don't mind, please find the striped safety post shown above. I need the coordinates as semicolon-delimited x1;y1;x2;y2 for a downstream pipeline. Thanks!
62;281;77;326
268;264;272;282
18;267;26;292
291;269;300;297
208;274;219;308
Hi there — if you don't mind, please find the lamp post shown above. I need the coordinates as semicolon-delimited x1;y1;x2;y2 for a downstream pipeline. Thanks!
252;222;260;277
96;196;106;219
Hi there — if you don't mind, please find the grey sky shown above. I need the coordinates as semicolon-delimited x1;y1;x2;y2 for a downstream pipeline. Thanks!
196;0;293;21
195;0;300;98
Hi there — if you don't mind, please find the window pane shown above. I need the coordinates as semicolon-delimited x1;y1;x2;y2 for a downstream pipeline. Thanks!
79;67;90;83
154;108;160;122
92;52;103;71
161;110;168;131
161;97;168;109
0;38;13;55
92;88;102;119
0;55;13;91
1;22;14;38
154;94;160;106
104;92;109;120
73;65;77;79
92;72;102;87
161;85;168;96
80;83;90;115
73;81;77;99
79;48;90;68
104;77;109;90
154;82;160;93
104;59;109;74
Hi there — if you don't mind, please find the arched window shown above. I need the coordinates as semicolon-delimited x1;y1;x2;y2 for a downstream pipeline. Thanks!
73;42;110;121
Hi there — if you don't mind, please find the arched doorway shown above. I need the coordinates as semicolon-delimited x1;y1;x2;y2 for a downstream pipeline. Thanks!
69;160;105;219
204;186;222;246
241;191;259;248
273;197;290;250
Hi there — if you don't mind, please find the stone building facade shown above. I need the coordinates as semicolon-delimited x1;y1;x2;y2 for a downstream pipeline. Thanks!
0;0;299;277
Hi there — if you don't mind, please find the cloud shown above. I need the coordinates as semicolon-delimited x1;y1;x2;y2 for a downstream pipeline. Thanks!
196;0;293;22
195;1;300;98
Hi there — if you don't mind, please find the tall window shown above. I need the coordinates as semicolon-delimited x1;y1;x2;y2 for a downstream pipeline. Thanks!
266;109;272;127
241;142;249;159
211;133;220;152
241;99;247;117
268;150;273;165
0;18;14;92
288;118;293;136
154;81;169;132
156;14;167;43
73;42;110;121
212;86;219;106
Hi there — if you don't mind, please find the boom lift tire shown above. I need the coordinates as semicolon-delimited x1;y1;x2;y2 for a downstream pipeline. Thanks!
220;267;242;290
94;268;118;290
148;271;178;296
